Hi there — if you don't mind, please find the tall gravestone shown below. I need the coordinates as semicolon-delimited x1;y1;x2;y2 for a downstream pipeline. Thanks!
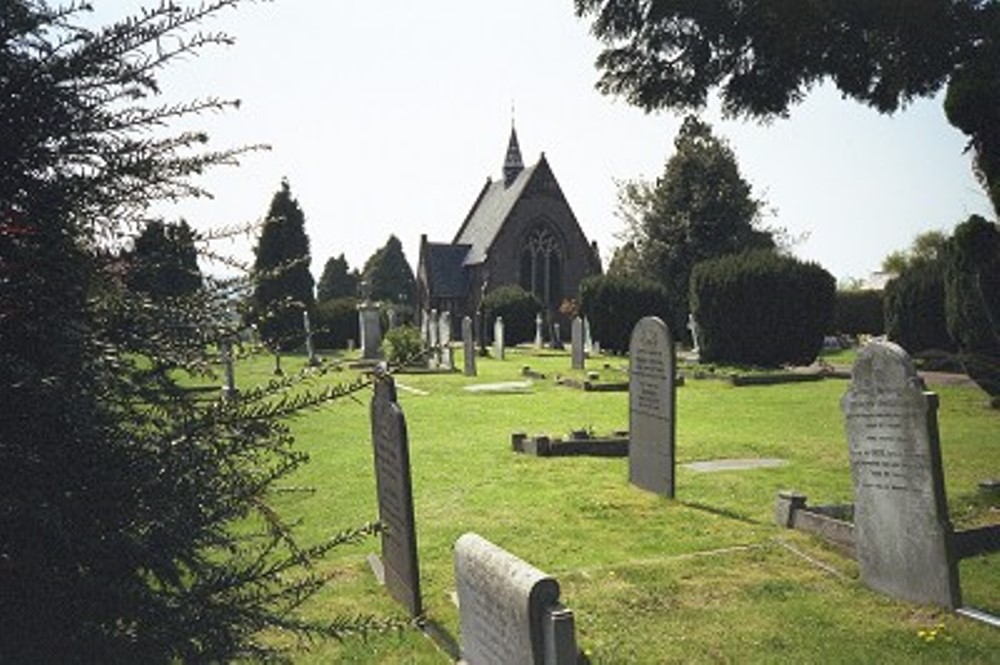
535;313;544;348
357;282;382;360
428;309;440;368
628;316;676;497
462;316;477;377
571;317;585;370
303;310;318;366
220;338;237;400
842;341;960;608
494;316;505;360
583;317;593;355
439;311;453;370
454;533;577;665
369;372;423;616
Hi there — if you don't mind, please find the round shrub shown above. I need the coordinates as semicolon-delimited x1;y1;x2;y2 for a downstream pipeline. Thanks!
482;285;543;345
884;262;955;355
690;250;835;366
579;274;672;354
311;297;360;350
833;290;885;336
381;325;424;366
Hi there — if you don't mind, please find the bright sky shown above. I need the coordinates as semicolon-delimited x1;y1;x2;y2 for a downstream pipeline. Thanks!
103;1;993;284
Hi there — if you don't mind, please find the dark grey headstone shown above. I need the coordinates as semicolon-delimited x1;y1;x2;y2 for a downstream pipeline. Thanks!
628;316;676;497
371;374;422;616
454;533;576;665
462;316;476;377
842;341;960;608
571;317;585;370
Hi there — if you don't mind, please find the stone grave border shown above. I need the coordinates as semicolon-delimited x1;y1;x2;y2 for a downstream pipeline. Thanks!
511;431;629;457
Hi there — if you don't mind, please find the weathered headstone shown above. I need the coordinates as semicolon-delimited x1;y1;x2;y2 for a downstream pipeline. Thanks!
571;317;585;370
686;313;700;353
551;323;563;350
428;309;440;368
628;316;676;497
386;307;398;330
842;340;960;608
357;285;382;360
463;316;477;377
421;309;431;347
535;313;544;348
494;316;505;360
369;372;423;616
439;311;453;370
583;317;593;355
220;338;237;400
454;533;577;665
303;310;318;366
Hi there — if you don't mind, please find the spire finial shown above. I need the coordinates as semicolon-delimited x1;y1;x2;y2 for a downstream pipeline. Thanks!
503;112;523;186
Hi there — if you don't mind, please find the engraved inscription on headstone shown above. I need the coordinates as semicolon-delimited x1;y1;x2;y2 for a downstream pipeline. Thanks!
371;374;423;616
628;316;676;497
462;316;477;377
454;533;576;665
842;341;960;608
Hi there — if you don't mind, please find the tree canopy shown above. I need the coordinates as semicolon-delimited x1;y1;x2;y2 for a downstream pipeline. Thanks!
126;219;203;299
576;0;1000;215
881;230;951;274
250;179;316;351
317;252;360;302
613;115;775;333
362;234;416;304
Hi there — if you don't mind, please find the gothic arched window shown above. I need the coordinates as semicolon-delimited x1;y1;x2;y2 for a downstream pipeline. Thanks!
519;225;562;308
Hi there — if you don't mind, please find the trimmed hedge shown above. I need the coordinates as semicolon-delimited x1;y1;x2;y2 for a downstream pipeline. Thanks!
884;262;955;354
833;290;884;335
579;274;672;354
311;297;360;350
690;250;835;367
482;285;543;345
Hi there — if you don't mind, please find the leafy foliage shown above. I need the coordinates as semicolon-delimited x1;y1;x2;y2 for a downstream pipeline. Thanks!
881;230;951;275
579;274;672;354
312;297;360;350
615;116;774;335
249;180;316;352
0;2;386;660
690;250;835;366
576;0;1000;217
317;252;360;302
381;325;424;366
481;284;543;346
126;219;203;299
885;258;956;356
362;235;416;304
833;290;885;336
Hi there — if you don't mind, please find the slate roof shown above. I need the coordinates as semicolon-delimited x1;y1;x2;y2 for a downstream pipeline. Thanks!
423;241;471;298
452;163;538;266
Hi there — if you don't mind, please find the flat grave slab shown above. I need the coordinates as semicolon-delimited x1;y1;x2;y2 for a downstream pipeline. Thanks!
464;380;533;394
684;458;788;473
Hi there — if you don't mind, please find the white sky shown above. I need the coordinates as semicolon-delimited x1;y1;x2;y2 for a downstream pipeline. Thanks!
98;1;993;283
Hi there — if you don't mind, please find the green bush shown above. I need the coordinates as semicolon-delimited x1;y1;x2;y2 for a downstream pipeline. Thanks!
884;262;955;354
833;290;885;335
690;250;835;366
579;274;672;354
381;325;424;365
482;285;543;345
312;297;360;350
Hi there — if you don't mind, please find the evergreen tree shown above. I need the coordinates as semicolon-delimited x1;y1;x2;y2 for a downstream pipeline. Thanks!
126;219;203;299
362;234;416;304
250;180;316;351
1;3;382;660
617;116;774;333
317;252;360;301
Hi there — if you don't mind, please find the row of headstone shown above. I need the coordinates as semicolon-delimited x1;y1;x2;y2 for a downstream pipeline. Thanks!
420;309;455;370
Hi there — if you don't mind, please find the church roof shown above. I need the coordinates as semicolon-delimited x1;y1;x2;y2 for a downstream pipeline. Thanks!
453;161;539;266
422;241;471;298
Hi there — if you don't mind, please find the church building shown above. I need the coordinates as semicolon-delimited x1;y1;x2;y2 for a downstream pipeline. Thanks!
416;127;602;334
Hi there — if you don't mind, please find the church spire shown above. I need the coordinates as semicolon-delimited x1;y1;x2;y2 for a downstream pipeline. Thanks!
502;121;524;186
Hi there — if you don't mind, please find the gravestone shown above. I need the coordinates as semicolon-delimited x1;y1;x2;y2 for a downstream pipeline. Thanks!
369;372;423;616
303;310;318;366
535;313;544;348
421;309;431;347
357;286;382;360
454;533;577;665
571;317;585;370
583;317;593;355
463;316;477;377
428;309;440;368
628;316;676;497
439;311;453;370
494;316;505;360
551;323;563;350
842;340;960;608
220;338;237;400
686;313;701;353
386;307;398;330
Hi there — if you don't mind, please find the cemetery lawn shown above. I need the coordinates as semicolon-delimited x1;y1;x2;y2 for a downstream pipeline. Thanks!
224;348;999;663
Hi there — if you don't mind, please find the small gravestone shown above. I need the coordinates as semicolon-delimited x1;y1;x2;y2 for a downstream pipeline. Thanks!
369;372;423;616
454;533;577;665
842;341;960;608
462;316;477;377
535;313;544;348
220;338;238;400
571;317;585;370
439;311;453;370
494;316;505;360
628;316;676;497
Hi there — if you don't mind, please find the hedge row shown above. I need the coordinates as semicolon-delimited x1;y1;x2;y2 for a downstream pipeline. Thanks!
579;274;672;354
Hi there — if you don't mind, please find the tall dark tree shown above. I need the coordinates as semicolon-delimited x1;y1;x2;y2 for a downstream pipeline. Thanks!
362;234;416;304
250;179;316;351
126;219;203;299
617;115;775;333
1;3;380;661
317;252;360;302
575;0;1000;216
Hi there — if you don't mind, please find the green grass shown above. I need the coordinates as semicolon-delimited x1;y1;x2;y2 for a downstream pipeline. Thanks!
220;346;999;662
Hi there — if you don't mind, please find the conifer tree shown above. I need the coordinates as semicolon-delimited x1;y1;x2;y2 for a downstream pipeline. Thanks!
317;252;360;301
126;219;203;299
250;180;316;351
362;234;416;304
